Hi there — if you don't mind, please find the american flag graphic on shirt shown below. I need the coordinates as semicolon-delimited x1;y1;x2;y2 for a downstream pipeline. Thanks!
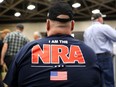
50;71;67;81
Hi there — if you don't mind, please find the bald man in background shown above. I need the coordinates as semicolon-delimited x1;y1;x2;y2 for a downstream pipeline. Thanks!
33;31;42;40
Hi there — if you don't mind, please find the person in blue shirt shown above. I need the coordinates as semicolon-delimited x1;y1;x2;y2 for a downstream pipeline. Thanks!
84;13;116;87
3;2;102;87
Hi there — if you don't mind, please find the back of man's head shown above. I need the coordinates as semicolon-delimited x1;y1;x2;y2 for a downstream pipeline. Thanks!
33;31;42;40
91;13;104;23
16;24;24;31
47;2;74;36
91;13;102;20
47;1;73;23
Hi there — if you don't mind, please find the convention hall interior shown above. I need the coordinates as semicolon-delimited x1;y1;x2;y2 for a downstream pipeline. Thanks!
0;0;116;86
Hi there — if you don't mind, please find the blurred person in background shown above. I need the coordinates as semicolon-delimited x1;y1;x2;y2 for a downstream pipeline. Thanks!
0;29;11;56
0;29;11;71
84;13;116;87
0;29;10;87
33;31;42;40
1;24;29;69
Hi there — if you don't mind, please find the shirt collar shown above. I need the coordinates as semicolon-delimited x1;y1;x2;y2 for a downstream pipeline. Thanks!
48;34;73;38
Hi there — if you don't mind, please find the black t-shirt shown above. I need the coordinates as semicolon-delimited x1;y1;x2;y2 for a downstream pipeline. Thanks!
4;34;102;87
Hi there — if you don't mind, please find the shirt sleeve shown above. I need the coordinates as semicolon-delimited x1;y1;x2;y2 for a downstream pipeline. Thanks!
3;34;9;43
102;24;116;41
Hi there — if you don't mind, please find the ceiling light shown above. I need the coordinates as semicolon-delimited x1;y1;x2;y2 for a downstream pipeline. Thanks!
27;4;35;10
0;0;4;3
72;3;81;8
14;12;21;17
92;9;100;14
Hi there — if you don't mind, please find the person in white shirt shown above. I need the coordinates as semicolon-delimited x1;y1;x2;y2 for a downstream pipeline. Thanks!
84;13;116;87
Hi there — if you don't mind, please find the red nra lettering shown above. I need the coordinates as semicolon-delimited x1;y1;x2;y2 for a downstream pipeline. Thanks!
32;45;50;64
69;45;85;64
51;45;69;64
31;44;85;64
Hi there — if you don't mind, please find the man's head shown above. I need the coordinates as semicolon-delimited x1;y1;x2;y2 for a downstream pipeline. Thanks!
91;13;104;24
46;2;75;36
16;24;24;32
33;31;41;40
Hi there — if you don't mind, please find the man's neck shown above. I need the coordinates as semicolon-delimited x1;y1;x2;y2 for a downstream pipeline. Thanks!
16;29;22;33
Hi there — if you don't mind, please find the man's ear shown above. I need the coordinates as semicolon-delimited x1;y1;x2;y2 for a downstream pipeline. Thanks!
46;19;50;31
71;20;75;31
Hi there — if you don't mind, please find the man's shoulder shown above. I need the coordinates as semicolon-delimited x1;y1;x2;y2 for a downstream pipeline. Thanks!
103;24;112;28
95;23;111;28
6;31;16;37
84;26;93;33
9;31;16;34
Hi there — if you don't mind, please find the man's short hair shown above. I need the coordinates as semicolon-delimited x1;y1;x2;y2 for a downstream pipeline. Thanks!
47;2;73;22
16;24;24;30
91;13;102;20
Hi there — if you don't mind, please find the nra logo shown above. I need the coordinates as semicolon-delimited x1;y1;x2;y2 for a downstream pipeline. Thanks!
31;44;85;64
